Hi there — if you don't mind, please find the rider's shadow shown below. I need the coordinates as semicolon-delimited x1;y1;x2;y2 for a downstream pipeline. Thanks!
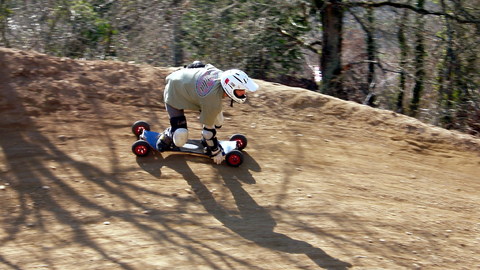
137;152;351;269
136;152;166;178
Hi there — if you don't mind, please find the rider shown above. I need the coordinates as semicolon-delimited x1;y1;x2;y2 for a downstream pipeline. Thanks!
157;61;259;164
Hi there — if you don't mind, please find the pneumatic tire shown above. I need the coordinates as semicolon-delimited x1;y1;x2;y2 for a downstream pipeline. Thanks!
132;120;151;138
225;150;243;167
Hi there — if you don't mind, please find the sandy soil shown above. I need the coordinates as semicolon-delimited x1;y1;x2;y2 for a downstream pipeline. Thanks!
1;47;480;270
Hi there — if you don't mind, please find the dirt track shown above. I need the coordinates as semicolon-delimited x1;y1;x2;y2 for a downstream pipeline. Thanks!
1;48;480;270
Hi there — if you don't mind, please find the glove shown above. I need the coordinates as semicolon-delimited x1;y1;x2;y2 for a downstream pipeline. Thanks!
210;147;225;165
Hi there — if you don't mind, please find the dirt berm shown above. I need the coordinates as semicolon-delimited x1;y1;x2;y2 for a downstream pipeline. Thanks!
1;48;479;270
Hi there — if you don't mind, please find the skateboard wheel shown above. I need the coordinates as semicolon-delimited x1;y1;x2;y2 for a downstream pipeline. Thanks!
225;150;243;167
132;120;151;138
132;140;151;157
229;134;247;151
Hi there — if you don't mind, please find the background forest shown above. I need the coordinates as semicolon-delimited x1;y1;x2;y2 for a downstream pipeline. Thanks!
1;0;479;136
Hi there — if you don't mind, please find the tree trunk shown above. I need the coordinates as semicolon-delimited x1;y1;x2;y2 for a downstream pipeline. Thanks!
364;7;376;105
172;17;183;66
366;7;375;90
0;0;11;48
396;8;409;113
320;0;345;99
171;0;184;66
438;0;455;127
409;0;426;117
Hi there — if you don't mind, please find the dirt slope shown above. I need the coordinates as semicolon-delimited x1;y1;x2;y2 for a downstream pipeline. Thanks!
1;48;479;270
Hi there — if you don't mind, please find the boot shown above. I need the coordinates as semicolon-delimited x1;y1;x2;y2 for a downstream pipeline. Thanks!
156;128;174;152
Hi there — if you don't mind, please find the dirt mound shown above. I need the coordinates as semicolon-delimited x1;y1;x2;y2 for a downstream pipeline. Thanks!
2;48;477;152
1;48;479;269
254;80;480;153
0;48;173;123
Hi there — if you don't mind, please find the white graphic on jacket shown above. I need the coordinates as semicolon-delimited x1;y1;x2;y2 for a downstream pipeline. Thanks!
196;69;221;97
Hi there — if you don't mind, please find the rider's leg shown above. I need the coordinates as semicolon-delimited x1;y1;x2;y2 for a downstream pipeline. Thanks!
157;104;188;151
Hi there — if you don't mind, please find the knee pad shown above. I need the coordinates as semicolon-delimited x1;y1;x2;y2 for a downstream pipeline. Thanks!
170;115;187;133
173;128;188;147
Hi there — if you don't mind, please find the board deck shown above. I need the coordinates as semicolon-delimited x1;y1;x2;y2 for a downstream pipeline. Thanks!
141;130;237;155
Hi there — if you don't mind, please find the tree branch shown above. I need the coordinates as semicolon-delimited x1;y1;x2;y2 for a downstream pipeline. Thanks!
278;28;322;54
344;1;480;24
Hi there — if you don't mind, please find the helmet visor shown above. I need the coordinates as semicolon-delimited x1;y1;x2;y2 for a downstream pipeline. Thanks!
244;79;259;92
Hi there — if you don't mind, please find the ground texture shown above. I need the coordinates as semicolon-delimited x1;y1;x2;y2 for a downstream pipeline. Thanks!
1;48;480;270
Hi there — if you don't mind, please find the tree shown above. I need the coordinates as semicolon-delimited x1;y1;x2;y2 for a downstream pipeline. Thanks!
343;0;479;133
168;0;186;66
347;7;378;105
310;0;345;98
435;0;480;134
0;0;11;48
1;0;479;134
409;0;426;117
181;0;309;82
396;7;410;114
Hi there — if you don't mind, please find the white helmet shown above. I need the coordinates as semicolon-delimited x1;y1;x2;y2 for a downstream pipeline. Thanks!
220;69;259;104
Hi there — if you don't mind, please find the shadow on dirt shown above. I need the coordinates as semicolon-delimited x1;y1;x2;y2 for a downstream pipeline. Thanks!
0;74;136;270
1;50;350;269
136;149;262;180
152;153;352;269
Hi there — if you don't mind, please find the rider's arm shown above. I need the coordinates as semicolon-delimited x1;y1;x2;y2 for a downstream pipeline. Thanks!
202;125;224;164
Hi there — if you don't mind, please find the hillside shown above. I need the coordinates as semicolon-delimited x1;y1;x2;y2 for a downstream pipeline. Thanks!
1;47;479;270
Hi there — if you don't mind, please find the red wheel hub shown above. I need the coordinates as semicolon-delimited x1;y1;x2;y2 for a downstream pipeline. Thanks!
228;154;241;165
135;145;148;155
135;126;145;136
235;139;244;149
